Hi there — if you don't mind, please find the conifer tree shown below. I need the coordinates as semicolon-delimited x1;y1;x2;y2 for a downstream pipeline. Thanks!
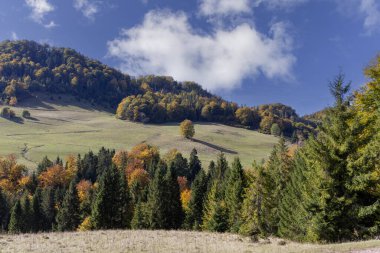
131;200;147;229
215;153;228;182
118;168;131;228
0;190;8;231
31;188;44;232
146;162;167;229
91;165;124;229
41;187;56;231
188;149;201;183
224;157;245;232
184;169;208;230
56;181;80;231
9;200;23;234
164;163;184;229
202;182;228;232
21;194;33;233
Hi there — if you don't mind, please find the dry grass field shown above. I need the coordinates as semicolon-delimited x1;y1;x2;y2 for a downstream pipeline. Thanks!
0;230;380;253
0;93;278;170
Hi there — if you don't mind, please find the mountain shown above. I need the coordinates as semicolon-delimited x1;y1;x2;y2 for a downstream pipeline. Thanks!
0;40;315;139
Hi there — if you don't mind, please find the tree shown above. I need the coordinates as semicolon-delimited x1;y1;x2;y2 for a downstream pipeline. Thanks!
56;181;81;231
224;157;245;232
21;194;33;233
202;182;228;232
164;163;184;229
0;190;8;231
9;200;23;234
22;110;31;118
131;200;147;229
146;162;167;229
41;187;56;231
180;119;195;139
31;188;44;232
184;169;208;230
270;123;282;136
188;149;202;183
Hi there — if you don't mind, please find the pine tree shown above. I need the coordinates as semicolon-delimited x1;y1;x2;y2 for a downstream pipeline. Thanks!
9;200;23;234
0;190;8;231
188;149;201;183
21;194;33;233
260;137;293;235
184;169;208;230
131;200;147;229
91;165;125;229
163;163;184;229
56;180;80;231
118;168;131;229
146;162;167;229
215;153;228;182
202;182;228;232
277;152;311;241
41;187;56;231
31;188;44;232
37;156;53;175
224;157;245;232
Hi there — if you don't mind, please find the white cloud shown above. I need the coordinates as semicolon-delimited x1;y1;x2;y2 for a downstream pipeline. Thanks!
74;0;100;19
107;10;296;91
25;0;54;23
44;20;57;29
11;32;18;40
199;0;252;16
359;0;380;34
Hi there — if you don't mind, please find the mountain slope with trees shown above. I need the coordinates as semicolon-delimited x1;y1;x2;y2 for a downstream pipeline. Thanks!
0;40;315;139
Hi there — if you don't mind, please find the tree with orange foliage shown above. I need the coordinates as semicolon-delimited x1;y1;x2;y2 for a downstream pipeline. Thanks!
38;164;69;188
0;155;27;193
112;150;128;170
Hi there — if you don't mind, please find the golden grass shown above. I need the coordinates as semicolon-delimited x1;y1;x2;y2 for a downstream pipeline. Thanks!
0;230;379;253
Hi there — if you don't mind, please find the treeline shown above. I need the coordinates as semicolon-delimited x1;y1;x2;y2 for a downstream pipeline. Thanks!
116;91;314;140
0;40;314;139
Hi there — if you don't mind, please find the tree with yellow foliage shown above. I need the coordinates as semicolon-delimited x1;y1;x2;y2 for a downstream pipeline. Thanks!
180;119;195;139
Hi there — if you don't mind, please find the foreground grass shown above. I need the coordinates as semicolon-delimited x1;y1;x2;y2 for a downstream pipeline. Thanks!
0;93;278;169
0;230;379;253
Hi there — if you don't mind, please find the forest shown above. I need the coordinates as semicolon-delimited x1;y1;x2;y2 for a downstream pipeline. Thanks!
0;40;315;139
0;53;379;243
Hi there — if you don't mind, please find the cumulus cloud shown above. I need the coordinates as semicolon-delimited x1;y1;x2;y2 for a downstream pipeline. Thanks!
199;0;252;16
359;0;380;34
11;32;18;40
107;10;296;91
25;0;54;24
73;0;100;19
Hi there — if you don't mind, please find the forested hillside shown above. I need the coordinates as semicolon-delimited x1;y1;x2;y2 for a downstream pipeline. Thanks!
0;40;314;139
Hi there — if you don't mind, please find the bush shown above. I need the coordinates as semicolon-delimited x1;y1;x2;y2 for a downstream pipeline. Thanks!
1;107;15;119
270;123;282;136
22;110;31;118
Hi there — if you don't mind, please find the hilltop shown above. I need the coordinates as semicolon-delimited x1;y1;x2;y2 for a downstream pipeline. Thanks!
0;40;315;140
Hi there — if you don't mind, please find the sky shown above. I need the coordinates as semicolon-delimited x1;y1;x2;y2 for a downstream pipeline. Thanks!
0;0;379;115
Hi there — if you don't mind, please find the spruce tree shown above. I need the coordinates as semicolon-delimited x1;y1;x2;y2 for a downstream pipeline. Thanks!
184;169;208;230
164;163;184;229
131;200;147;229
0;190;8;231
9;200;23;234
118;168;131;229
31;188;44;232
146;162;167;229
41;187;56;231
56;180;80;231
188;149;201;183
224;157;245;232
202;182;228;232
91;165;126;229
21;194;33;233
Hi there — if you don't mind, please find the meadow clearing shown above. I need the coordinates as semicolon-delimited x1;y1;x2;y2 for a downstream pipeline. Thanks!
0;93;279;170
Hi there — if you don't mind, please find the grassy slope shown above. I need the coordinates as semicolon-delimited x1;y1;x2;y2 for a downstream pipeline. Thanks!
0;93;278;169
0;230;379;253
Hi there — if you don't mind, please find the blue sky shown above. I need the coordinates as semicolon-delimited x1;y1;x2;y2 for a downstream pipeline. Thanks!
0;0;379;115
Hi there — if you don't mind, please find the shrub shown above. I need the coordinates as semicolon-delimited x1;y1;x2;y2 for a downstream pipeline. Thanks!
270;123;282;136
1;107;15;119
22;110;31;118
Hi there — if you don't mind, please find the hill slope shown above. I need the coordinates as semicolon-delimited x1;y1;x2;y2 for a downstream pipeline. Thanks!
0;93;278;168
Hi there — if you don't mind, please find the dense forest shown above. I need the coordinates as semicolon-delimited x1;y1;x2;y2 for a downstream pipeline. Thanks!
0;54;379;242
0;40;314;139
